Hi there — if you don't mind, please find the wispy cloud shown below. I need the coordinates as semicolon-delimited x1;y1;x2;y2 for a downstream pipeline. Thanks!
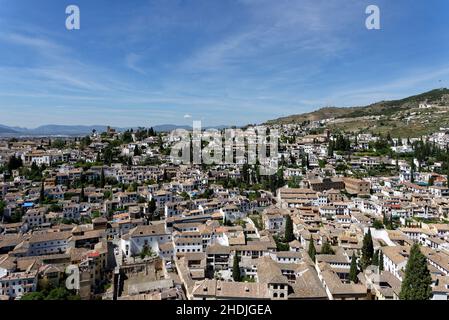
125;53;146;74
181;0;355;73
0;0;448;127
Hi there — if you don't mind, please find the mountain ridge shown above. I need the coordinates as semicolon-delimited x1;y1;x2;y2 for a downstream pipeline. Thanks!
266;88;449;125
0;124;232;136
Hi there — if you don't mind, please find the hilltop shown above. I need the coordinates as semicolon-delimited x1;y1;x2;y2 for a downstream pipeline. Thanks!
266;88;449;137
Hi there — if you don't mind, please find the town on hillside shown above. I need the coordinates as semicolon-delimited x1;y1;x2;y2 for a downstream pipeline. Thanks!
1;118;448;301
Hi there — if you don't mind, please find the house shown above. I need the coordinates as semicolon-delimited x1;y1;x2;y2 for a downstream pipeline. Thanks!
381;246;409;281
316;261;368;300
28;231;72;256
23;208;47;230
0;270;38;299
120;223;171;258
262;207;288;234
343;178;371;196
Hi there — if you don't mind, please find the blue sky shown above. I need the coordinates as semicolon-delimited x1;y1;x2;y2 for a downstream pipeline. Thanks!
0;0;449;128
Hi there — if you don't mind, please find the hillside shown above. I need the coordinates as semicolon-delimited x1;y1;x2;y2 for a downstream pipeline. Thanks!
266;88;449;137
0;125;19;134
265;106;357;124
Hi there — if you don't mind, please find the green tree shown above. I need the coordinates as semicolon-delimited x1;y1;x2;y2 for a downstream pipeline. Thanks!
447;162;449;187
139;245;154;259
0;200;6;219
147;198;157;221
100;168;105;188
373;220;384;230
232;252;241;282
224;216;233;227
387;214;394;230
320;241;335;255
284;215;294;242
39;181;45;204
379;251;384;271
308;237;316;262
399;244;432;300
45;287;72;300
273;235;289;251
328;140;334;157
28;161;43;181
21;292;45;300
361;229;374;269
51;139;66;149
121;131;133;144
428;175;435;186
7;155;23;171
134;145;141;156
80;185;86;202
372;250;379;266
349;253;359;283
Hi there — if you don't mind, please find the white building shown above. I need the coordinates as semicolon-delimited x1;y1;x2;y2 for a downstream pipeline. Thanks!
0;271;38;299
120;223;171;258
28;231;71;256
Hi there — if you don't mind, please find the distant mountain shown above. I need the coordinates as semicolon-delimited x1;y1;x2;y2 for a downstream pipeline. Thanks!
152;124;192;132
0;125;19;134
28;125;110;136
153;124;231;132
0;123;232;136
0;124;110;136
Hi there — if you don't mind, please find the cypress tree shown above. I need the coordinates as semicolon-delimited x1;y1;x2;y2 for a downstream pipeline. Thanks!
389;215;394;230
134;145;141;156
349;253;359;283
148;198;156;220
328;140;334;157
361;229;374;269
100;168;105;188
80;185;85;202
379;250;384;271
308;237;316;262
372;249;379;266
399;244;432;300
39;181;45;204
284;215;294;242
232;252;241;282
447;162;449;187
410;160;416;183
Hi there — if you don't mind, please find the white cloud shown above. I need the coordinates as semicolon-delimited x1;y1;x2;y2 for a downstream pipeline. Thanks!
125;53;146;74
184;114;192;119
